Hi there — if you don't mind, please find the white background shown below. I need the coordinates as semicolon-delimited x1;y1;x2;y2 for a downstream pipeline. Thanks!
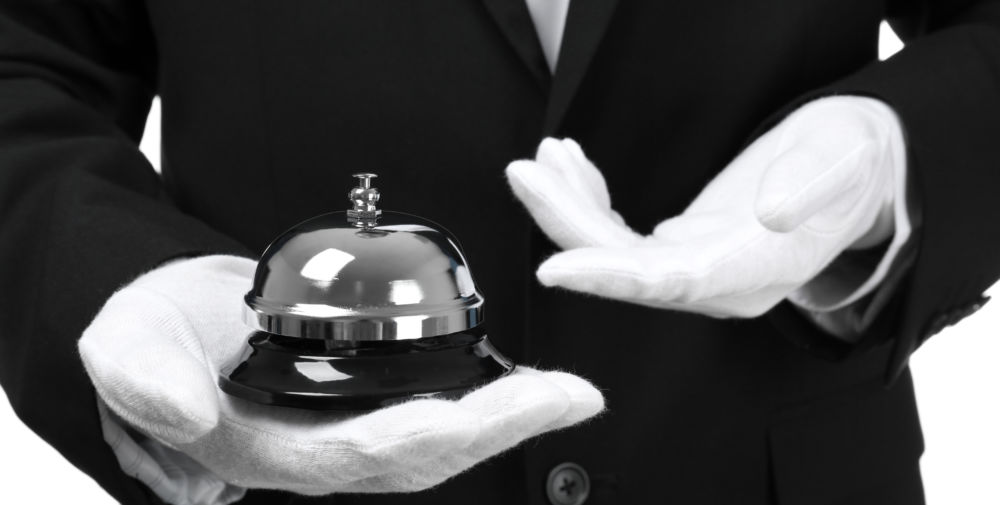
2;23;998;504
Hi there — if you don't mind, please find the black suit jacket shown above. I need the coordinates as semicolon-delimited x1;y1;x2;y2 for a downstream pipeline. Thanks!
1;1;998;504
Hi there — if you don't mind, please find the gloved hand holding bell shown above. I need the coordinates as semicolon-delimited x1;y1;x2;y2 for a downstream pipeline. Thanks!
79;173;603;497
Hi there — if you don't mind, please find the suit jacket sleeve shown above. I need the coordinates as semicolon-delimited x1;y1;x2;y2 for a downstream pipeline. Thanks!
0;1;252;503
766;0;1000;383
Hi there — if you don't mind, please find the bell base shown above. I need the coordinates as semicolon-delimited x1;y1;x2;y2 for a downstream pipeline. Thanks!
218;327;514;410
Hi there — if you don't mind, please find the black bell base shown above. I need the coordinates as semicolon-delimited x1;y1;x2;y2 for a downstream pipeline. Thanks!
218;327;514;410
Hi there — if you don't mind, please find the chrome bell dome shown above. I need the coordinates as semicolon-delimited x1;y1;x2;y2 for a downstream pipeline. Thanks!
243;174;485;341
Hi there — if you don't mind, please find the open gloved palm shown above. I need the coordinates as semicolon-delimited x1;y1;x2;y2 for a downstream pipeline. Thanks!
79;256;603;497
506;96;905;318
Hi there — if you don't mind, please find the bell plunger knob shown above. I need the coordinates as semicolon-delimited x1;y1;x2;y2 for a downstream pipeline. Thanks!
346;173;382;227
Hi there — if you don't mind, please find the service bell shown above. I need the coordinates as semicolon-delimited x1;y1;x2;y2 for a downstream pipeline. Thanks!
219;173;514;409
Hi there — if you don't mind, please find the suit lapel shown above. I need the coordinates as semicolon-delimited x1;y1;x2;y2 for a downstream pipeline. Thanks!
543;0;620;134
480;0;551;91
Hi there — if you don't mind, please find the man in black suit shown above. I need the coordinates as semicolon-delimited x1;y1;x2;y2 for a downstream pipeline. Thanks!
1;1;999;504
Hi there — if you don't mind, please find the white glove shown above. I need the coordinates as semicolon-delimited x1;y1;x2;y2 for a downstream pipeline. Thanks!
79;256;603;502
506;96;906;318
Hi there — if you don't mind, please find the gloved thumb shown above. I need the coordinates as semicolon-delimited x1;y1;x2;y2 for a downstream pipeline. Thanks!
80;287;221;446
753;139;877;233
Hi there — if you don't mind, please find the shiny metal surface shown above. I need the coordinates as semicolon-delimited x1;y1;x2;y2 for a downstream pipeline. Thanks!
244;210;485;341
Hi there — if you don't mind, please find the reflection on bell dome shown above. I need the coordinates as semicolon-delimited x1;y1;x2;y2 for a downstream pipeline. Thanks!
243;211;485;341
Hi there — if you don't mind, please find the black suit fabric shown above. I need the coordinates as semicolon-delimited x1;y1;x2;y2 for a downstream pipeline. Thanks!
1;0;997;504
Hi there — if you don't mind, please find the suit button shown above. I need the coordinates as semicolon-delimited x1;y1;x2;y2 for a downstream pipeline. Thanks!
547;462;590;505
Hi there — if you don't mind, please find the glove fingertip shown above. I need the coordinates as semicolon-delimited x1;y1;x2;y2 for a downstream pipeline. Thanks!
504;160;545;195
539;372;606;427
753;198;800;233
559;137;583;151
535;137;564;159
536;251;605;289
504;158;536;176
535;259;568;288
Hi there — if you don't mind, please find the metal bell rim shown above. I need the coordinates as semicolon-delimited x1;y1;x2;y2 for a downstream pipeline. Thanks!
242;294;485;341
